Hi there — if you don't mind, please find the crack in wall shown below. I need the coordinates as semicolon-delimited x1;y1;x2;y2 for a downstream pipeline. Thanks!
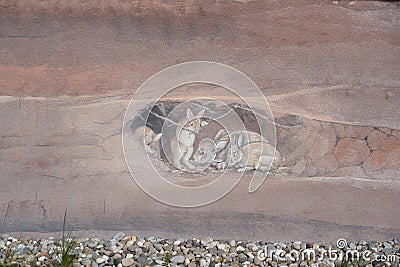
3;202;10;223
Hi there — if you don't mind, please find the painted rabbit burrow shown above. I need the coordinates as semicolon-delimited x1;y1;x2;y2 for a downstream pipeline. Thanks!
130;101;283;173
130;101;400;179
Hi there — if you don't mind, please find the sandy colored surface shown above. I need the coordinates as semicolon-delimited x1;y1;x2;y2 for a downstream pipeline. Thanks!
1;0;399;241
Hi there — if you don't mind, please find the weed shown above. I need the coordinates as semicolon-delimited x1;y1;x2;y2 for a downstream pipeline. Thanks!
0;262;17;267
54;209;78;267
162;251;171;267
0;241;18;267
336;258;352;267
335;257;367;267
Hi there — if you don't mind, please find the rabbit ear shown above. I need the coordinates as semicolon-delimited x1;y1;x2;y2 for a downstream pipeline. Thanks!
187;109;194;119
215;139;229;152
197;109;205;117
237;134;243;147
153;133;162;142
215;129;228;140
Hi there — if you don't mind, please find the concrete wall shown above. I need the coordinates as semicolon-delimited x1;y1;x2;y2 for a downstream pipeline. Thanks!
1;0;399;241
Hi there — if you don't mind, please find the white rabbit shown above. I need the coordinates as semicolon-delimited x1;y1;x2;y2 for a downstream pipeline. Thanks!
230;134;281;172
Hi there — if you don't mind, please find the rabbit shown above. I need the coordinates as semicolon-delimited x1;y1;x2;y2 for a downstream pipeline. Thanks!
169;108;207;171
192;138;216;170
229;134;281;172
134;125;162;158
211;129;269;170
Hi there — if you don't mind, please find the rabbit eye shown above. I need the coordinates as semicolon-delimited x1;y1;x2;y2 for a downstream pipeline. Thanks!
200;151;204;155
190;122;194;127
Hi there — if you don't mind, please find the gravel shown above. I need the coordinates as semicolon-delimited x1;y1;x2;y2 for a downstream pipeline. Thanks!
0;233;399;266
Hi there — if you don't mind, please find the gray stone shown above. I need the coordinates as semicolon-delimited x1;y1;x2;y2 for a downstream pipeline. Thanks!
216;249;224;256
112;232;126;242
266;244;277;252
171;255;185;264
217;243;228;251
382;247;393;253
254;256;262;265
278;242;287;248
91;237;101;243
81;259;92;265
16;245;29;255
126;245;135;252
137;256;147;264
238;253;248;263
4;234;400;267
293;242;301;251
96;257;105;264
121;258;134;266
87;242;97;248
201;237;213;245
153;243;163;251
236;246;245;252
383;242;393;248
250;245;259;252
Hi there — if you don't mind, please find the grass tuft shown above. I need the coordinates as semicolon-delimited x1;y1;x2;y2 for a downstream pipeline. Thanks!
162;251;171;267
54;209;78;267
335;257;367;267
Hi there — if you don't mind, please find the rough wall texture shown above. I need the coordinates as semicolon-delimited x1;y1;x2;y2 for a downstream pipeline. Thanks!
275;115;400;179
1;0;400;241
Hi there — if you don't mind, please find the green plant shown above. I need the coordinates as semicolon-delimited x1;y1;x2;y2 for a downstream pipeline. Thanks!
335;257;367;267
0;263;17;267
336;258;352;267
218;255;226;264
0;262;17;267
55;209;78;267
353;259;367;267
0;241;18;267
162;251;171;267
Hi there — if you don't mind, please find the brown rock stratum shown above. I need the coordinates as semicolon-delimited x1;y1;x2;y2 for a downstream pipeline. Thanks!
1;0;400;241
